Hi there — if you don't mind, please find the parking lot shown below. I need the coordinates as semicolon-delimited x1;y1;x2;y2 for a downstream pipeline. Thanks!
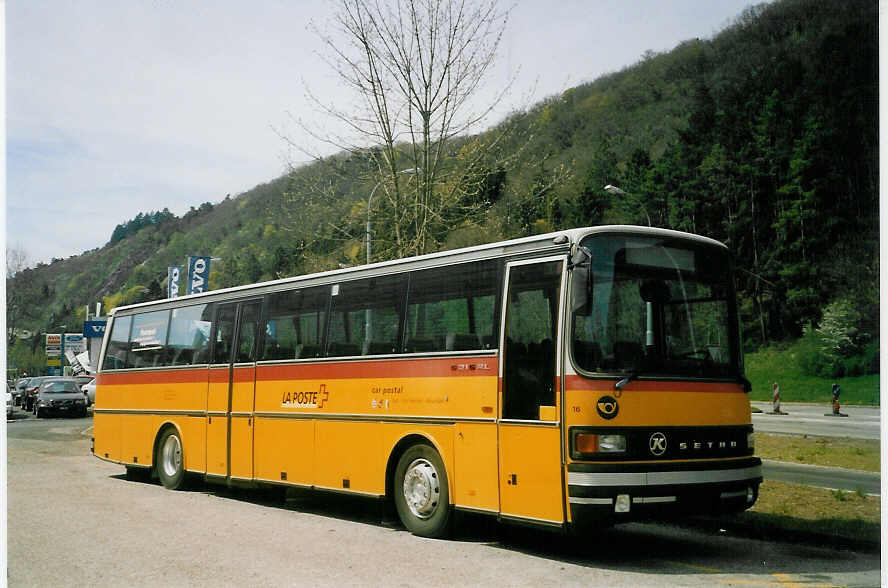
6;410;880;587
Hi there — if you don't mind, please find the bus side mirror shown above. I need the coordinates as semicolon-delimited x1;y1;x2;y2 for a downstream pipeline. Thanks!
568;246;591;270
570;265;594;316
569;246;594;316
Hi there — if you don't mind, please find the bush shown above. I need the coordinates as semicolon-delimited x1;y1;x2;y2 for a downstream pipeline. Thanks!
817;298;861;358
796;328;831;377
796;326;879;379
862;340;880;374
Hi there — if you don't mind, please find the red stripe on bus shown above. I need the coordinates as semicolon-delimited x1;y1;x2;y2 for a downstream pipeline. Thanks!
209;369;229;384
231;367;255;383
98;369;208;386
97;356;498;385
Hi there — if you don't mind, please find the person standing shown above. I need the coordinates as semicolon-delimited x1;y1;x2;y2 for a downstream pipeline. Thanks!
832;382;841;415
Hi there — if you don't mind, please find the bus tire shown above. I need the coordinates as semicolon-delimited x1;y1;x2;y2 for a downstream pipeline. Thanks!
393;444;451;538
156;427;187;490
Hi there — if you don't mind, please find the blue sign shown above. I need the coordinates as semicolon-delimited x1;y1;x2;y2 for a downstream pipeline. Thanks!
187;256;212;295
83;320;107;338
168;265;183;298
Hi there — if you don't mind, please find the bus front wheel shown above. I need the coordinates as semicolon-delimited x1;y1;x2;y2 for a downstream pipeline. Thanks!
393;444;451;538
156;427;186;490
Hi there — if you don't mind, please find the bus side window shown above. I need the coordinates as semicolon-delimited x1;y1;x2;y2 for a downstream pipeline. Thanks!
127;310;170;369
327;275;406;357
192;304;214;364
503;261;562;420
167;303;212;366
405;259;499;353
235;302;261;363
263;287;328;361
212;305;236;364
102;315;132;371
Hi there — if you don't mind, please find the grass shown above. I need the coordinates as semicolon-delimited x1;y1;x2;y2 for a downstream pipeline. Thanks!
734;480;880;545
745;345;879;405
755;433;880;472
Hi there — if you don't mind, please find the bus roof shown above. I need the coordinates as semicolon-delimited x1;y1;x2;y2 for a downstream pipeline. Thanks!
109;225;727;316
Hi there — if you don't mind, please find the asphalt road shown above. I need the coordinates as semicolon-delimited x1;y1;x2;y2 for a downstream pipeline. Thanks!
763;459;880;496
752;402;882;493
751;402;880;440
5;410;880;587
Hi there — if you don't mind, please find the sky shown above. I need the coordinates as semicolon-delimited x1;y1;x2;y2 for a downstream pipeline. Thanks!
7;0;759;265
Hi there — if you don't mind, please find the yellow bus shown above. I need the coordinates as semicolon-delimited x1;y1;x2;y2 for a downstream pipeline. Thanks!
93;226;761;537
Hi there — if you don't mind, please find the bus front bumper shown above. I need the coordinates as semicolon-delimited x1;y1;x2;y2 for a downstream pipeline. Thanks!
567;457;762;525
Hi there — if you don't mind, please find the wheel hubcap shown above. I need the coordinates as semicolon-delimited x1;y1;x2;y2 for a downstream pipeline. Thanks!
161;435;182;478
403;458;440;519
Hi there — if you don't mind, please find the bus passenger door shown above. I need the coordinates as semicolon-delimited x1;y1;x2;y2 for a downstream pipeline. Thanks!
206;300;261;482
498;258;565;525
207;304;236;478
229;300;261;481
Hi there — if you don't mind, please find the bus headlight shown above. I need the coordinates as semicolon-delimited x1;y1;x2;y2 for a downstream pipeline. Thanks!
573;432;627;458
600;434;627;452
747;431;755;452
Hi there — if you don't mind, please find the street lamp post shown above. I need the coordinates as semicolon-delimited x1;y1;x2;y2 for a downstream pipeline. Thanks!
604;184;651;227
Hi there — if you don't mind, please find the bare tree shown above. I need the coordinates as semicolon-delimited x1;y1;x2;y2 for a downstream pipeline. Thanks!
295;0;523;259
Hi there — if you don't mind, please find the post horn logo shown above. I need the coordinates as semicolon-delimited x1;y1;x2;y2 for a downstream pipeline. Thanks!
596;395;619;420
649;432;668;456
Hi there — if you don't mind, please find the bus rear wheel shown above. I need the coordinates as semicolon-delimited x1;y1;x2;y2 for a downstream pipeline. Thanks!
393;444;451;538
156;427;187;490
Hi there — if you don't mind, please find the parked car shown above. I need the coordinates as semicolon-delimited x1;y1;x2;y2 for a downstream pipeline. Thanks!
14;377;30;406
22;376;52;412
6;385;13;418
74;374;93;388
81;378;96;406
33;378;88;418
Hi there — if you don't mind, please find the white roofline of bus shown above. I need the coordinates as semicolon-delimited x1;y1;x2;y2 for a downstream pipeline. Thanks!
108;225;726;316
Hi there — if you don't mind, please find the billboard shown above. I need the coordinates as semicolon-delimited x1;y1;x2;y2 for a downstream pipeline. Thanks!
64;333;87;354
46;333;61;357
168;265;183;298
186;256;211;295
83;320;107;338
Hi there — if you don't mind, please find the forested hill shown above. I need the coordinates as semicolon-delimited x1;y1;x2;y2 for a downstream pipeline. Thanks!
7;0;877;363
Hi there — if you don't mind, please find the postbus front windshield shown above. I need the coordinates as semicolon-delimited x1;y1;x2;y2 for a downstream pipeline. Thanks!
570;233;740;379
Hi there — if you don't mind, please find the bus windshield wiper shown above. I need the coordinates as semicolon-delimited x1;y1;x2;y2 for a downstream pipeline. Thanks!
615;371;639;391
